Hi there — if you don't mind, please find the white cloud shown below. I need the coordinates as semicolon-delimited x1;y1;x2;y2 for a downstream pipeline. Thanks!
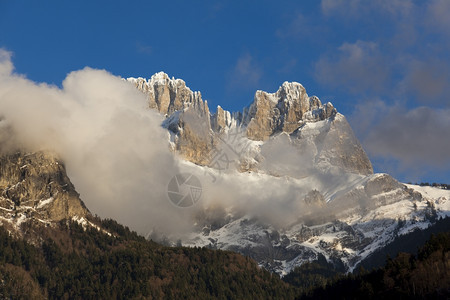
362;106;450;169
426;0;450;36
228;53;262;89
321;0;414;17
0;48;13;76
0;49;202;239
314;41;389;94
399;59;450;105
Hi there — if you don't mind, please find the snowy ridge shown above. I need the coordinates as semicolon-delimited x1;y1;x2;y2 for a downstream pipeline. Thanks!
182;162;449;275
127;72;190;94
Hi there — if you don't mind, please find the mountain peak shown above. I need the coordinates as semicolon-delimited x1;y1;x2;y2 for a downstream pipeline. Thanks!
127;73;206;117
244;81;336;140
150;71;170;81
128;72;371;174
279;81;306;98
149;71;186;87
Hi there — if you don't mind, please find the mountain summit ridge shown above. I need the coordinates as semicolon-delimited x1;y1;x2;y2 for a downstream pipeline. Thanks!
127;71;373;175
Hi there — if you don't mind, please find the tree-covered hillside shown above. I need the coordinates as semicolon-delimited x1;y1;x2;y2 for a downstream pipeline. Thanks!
1;216;449;299
0;218;295;299
297;231;450;299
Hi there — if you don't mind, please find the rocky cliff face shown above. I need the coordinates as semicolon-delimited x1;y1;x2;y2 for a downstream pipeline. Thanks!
0;151;90;239
210;105;233;133
127;72;209;118
128;73;214;165
243;82;336;141
128;72;373;175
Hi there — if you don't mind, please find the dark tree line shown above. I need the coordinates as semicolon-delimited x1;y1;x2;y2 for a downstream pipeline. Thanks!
1;215;449;299
292;231;450;299
408;182;450;190
0;218;295;299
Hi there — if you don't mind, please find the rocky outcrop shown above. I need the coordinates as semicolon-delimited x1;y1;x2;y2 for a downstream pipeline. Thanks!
0;151;90;237
304;190;326;207
128;73;215;165
243;82;337;141
128;72;372;175
163;108;215;165
211;105;233;133
128;72;209;118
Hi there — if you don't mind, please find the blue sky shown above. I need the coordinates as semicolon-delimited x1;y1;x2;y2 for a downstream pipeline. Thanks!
1;0;449;183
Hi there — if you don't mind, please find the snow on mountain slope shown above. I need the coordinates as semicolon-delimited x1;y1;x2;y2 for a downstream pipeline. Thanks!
405;184;450;202
125;72;449;276
183;170;448;275
174;156;447;275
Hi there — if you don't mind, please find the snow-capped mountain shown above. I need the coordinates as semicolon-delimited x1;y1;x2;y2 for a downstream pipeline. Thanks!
127;72;372;175
186;173;449;275
127;72;450;275
0;70;446;277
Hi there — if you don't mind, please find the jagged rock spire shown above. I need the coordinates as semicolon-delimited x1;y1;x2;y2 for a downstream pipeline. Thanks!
127;72;372;175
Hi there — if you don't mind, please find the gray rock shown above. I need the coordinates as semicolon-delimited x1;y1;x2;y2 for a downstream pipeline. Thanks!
0;151;90;239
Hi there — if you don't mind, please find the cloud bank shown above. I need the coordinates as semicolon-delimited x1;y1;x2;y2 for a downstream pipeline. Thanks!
0;48;199;238
315;41;389;94
364;106;450;168
350;100;450;179
315;0;450;182
0;49;342;240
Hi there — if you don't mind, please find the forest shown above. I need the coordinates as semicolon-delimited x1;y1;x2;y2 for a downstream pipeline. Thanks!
0;216;449;299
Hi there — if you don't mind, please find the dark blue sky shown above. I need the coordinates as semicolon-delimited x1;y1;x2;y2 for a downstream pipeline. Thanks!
1;0;449;183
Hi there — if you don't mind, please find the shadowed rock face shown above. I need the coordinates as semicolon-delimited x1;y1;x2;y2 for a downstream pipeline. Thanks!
211;105;233;134
316;115;373;175
304;190;326;207
0;151;90;237
290;113;374;175
166;109;215;165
